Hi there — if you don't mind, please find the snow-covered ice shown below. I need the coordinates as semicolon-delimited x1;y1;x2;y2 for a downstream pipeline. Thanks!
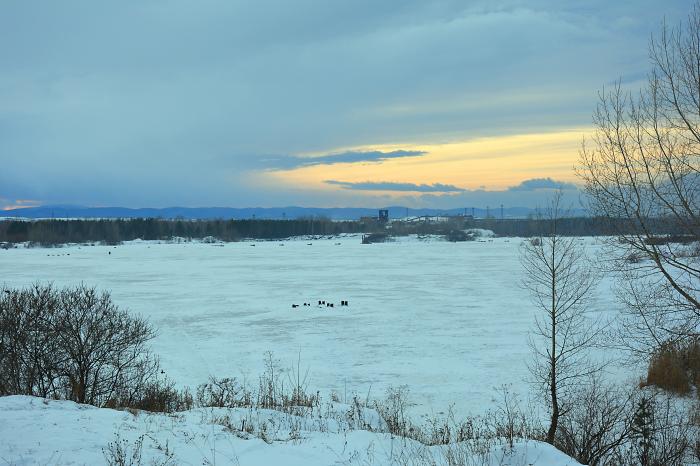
0;236;634;418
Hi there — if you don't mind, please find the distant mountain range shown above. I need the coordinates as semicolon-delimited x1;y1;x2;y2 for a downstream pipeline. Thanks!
1;205;587;220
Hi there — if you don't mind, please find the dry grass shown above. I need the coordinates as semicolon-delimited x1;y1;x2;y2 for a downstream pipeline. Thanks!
643;340;700;395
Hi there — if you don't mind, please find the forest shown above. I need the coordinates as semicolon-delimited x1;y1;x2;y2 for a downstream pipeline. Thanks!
0;215;682;246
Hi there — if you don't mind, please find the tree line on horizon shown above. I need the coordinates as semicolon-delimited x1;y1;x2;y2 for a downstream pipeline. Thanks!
0;215;685;246
0;217;368;245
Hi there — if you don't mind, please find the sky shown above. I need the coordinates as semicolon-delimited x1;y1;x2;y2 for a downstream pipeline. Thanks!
0;0;690;210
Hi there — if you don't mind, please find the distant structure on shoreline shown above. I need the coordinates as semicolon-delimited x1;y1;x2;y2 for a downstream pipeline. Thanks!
359;209;390;225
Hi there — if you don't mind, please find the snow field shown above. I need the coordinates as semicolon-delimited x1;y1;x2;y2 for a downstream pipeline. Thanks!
0;236;634;419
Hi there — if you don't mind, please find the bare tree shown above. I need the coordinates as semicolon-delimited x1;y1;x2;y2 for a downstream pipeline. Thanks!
0;284;61;397
53;285;158;405
520;191;601;444
0;284;158;407
578;4;700;355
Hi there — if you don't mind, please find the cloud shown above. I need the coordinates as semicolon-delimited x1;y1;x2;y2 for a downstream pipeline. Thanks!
0;198;41;210
325;180;465;192
325;176;577;196
507;177;578;191
0;1;689;208
414;183;583;210
262;150;426;170
320;176;583;209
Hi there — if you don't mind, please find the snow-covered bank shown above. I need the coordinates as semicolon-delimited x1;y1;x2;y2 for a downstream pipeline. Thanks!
0;396;582;465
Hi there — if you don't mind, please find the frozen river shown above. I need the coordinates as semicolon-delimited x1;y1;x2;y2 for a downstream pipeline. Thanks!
0;235;634;417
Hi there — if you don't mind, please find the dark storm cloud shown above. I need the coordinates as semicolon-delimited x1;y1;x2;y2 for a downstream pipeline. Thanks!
414;178;581;210
325;178;578;195
324;180;464;192
507;177;578;192
261;150;426;170
322;176;581;209
0;0;690;208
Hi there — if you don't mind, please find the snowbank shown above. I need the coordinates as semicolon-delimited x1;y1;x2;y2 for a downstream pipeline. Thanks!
0;396;582;465
466;228;496;238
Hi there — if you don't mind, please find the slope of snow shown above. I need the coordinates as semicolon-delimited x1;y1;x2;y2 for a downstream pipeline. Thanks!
0;395;583;466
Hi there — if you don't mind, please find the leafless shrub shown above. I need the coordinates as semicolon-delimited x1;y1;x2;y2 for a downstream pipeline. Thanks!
102;433;176;466
374;385;414;439
258;351;281;409
0;284;62;398
196;376;246;408
0;284;161;409
253;351;319;412
555;378;634;466
611;393;693;466
346;395;371;431
554;377;694;466
287;350;314;407
120;378;193;413
54;285;158;405
486;386;544;450
103;433;145;466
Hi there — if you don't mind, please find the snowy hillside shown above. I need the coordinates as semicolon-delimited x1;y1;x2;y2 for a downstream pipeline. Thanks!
0;396;582;465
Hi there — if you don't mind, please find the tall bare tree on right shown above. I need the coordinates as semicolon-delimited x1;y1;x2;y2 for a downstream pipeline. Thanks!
578;4;700;356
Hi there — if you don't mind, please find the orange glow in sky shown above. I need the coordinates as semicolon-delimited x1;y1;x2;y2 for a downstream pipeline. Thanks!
261;128;589;194
1;200;41;211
